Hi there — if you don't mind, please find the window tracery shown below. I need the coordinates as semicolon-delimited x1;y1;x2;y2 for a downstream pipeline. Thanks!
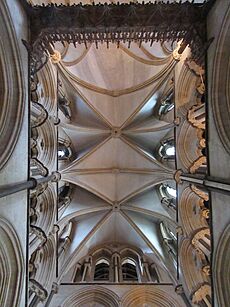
72;246;160;284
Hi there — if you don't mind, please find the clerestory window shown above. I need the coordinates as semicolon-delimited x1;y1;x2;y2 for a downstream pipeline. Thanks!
121;259;138;281
94;259;110;281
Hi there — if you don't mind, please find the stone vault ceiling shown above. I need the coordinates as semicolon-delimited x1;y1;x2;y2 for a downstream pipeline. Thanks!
55;41;177;282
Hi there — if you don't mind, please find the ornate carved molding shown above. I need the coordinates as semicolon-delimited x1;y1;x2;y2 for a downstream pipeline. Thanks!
28;2;210;59
0;1;26;170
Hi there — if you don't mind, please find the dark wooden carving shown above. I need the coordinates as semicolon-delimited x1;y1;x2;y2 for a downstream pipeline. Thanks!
25;1;214;72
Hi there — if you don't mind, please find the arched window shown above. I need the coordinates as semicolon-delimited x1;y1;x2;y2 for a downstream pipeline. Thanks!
160;184;177;199
58;143;71;160
121;259;138;281
166;186;177;198
94;259;110;281
159;140;175;160
159;91;174;116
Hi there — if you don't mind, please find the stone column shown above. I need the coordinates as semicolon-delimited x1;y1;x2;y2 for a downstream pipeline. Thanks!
29;279;48;307
142;260;151;282
175;285;191;307
81;256;92;282
44;282;58;307
112;253;120;283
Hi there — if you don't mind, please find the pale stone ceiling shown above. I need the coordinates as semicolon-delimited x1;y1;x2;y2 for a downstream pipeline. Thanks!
55;41;177;282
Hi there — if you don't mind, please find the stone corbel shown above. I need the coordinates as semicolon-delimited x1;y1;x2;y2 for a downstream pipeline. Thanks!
174;169;183;184
51;171;61;182
176;226;183;236
192;284;212;307
175;284;184;295
190;185;209;201
201;208;210;219
29;279;48;301
189;156;207;174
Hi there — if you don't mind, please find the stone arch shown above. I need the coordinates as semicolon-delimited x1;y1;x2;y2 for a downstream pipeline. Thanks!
177;120;203;172
0;218;23;307
211;3;230;154
214;223;230;306
33;183;56;235
61;286;119;307
179;238;209;298
34;236;56;292
37;60;57;115
121;288;180;307
179;186;208;237
0;0;26;170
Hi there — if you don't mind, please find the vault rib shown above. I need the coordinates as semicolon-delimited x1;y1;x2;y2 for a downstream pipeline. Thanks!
58;210;113;281
58;206;112;230
119;210;176;283
61;136;112;173
118;177;172;205
120;135;174;172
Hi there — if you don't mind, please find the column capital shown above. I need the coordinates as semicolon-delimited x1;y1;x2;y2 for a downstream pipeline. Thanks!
175;284;184;295
174;169;183;184
51;282;59;294
51;171;61;182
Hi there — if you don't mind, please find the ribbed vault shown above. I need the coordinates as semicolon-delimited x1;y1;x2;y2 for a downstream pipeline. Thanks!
56;41;177;282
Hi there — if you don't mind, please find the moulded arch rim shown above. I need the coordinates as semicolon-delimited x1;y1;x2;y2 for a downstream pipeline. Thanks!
0;217;24;307
121;287;180;307
61;286;119;307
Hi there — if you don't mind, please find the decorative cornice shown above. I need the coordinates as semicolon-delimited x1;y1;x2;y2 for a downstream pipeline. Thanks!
29;2;209;62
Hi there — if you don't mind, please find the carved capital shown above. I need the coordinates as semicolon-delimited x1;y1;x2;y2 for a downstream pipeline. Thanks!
52;282;59;294
174;169;183;184
29;279;48;301
175;285;184;295
51;171;61;182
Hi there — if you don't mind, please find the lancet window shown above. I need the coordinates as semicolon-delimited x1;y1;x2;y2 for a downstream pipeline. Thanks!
72;246;160;284
121;258;138;282
94;259;110;281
